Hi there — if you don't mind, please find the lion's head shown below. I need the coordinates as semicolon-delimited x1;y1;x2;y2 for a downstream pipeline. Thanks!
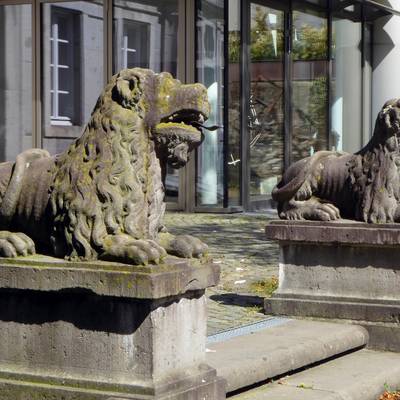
107;68;210;168
368;98;400;152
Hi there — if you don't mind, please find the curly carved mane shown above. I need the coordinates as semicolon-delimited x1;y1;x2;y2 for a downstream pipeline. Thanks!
49;70;164;259
348;99;400;222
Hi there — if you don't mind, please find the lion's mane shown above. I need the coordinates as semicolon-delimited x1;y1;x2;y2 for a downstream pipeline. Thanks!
348;102;400;223
49;70;164;259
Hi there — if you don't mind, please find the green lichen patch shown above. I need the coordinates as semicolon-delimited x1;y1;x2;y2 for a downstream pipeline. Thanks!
249;277;278;298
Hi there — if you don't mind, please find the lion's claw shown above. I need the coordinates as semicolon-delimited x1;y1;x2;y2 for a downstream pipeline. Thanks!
0;231;35;258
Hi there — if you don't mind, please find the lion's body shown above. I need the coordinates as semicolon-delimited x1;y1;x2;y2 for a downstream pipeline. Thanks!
273;99;400;223
276;152;355;217
0;68;210;263
49;85;165;259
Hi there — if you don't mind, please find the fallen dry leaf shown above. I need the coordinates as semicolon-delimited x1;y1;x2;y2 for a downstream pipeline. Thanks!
379;391;400;400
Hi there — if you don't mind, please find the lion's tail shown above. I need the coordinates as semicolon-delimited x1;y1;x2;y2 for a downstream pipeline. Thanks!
271;173;307;203
272;151;339;203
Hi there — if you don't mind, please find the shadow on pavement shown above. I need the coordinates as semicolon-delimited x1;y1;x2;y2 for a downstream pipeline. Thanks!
210;293;264;308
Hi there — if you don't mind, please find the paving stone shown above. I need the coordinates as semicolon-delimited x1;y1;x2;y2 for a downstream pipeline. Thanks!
164;212;279;334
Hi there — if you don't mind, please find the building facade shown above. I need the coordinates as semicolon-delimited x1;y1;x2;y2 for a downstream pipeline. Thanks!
0;0;399;212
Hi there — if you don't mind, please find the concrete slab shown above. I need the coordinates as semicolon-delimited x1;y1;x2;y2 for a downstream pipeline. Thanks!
231;349;400;400
231;384;342;400
206;319;368;393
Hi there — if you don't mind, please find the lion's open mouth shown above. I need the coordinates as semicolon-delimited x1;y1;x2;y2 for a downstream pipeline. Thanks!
158;109;219;133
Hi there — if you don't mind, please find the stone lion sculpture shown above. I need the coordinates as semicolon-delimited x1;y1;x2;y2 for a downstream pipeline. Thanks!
273;98;400;223
0;68;212;264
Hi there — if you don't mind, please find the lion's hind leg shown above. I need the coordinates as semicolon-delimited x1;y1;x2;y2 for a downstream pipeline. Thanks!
279;198;341;221
0;231;35;257
99;234;167;265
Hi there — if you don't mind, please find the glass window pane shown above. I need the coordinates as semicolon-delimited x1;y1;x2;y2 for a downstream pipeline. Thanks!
41;1;104;155
196;0;225;207
0;4;32;162
331;10;362;152
113;1;178;75
227;0;241;207
249;3;285;202
292;9;328;163
293;10;328;60
113;0;180;203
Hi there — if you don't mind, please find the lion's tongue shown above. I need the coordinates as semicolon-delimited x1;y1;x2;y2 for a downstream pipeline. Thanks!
191;122;220;131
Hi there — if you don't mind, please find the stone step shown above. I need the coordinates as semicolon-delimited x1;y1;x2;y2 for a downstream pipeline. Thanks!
206;319;368;393
230;349;400;400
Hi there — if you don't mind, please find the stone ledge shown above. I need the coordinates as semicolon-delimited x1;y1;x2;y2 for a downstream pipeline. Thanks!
265;219;400;246
0;255;219;299
207;319;368;393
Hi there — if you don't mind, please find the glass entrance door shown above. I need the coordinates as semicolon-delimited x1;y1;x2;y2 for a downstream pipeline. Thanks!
247;0;286;209
244;0;330;211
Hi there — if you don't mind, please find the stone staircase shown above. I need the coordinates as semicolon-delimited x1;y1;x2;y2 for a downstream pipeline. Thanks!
206;318;400;399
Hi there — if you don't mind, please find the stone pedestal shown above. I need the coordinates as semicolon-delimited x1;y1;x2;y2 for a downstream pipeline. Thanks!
0;255;225;399
265;220;400;351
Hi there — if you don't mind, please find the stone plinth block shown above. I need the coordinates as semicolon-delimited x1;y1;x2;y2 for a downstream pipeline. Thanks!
0;255;225;399
264;220;400;351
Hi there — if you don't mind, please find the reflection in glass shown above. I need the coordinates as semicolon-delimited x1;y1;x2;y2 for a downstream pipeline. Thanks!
292;10;328;162
196;0;224;207
113;0;180;202
331;12;362;152
41;1;104;155
113;0;178;75
227;0;241;206
249;3;285;201
0;4;32;161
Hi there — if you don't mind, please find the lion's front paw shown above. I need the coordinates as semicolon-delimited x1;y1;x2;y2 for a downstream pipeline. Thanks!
101;235;167;265
168;235;208;258
282;199;341;221
311;202;341;221
0;231;35;257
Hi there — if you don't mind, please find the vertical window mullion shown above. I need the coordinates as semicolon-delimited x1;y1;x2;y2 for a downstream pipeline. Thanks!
51;22;59;119
284;4;292;170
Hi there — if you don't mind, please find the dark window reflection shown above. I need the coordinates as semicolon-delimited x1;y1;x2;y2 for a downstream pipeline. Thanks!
227;0;241;206
292;9;329;163
196;0;225;207
113;0;178;76
41;1;104;155
249;3;285;201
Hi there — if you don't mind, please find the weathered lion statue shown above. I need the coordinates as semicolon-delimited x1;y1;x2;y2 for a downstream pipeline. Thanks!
0;68;212;264
273;98;400;223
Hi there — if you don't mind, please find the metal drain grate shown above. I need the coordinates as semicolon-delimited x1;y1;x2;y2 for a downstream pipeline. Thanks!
207;317;292;344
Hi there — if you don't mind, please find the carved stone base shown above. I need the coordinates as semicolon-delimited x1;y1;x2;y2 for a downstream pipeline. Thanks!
265;220;400;351
0;256;225;400
0;366;225;400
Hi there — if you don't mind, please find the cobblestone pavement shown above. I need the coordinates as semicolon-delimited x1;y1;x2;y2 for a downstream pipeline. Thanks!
164;212;280;335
